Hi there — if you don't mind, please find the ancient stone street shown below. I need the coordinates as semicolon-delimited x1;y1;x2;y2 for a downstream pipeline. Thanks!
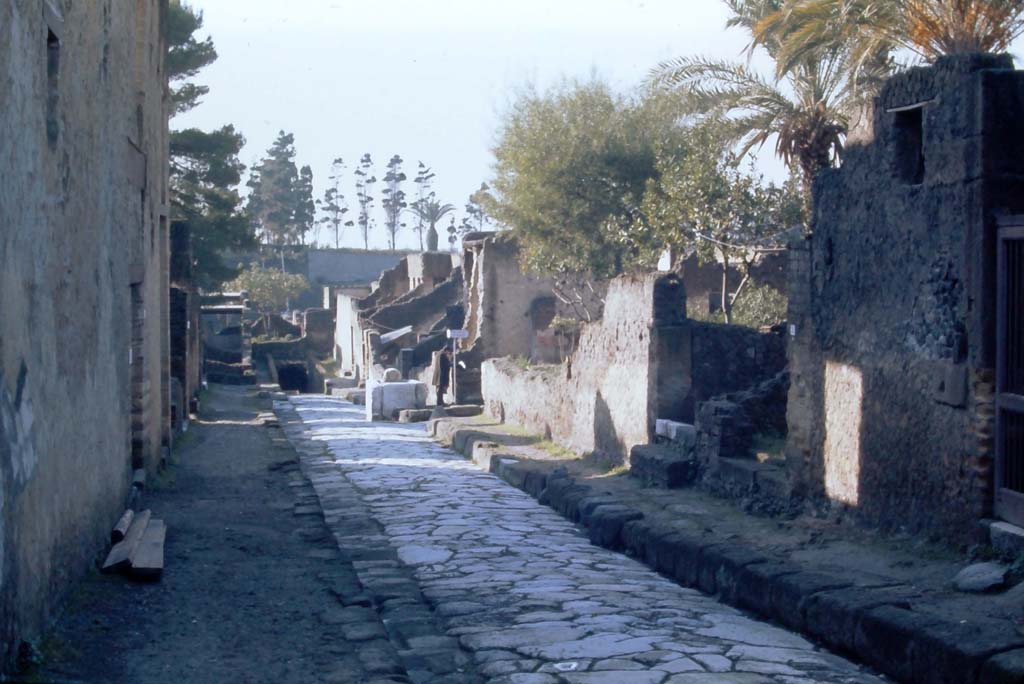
281;395;885;684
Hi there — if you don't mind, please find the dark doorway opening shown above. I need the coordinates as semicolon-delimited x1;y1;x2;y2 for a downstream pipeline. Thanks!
277;363;309;393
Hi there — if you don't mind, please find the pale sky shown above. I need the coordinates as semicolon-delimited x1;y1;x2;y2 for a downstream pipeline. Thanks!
176;0;1020;251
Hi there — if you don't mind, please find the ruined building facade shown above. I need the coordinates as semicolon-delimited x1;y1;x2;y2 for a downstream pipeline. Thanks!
787;55;1024;543
0;0;170;667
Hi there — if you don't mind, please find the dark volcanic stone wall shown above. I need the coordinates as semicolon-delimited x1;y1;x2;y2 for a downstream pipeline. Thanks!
787;55;1024;544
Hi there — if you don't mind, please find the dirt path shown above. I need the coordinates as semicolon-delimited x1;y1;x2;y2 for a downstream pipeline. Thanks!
28;385;405;684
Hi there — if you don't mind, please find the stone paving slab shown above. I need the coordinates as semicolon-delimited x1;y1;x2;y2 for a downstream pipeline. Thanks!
278;396;885;684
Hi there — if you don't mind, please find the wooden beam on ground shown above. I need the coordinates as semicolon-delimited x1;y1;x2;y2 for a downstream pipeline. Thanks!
129;519;166;579
111;509;134;543
102;509;151;573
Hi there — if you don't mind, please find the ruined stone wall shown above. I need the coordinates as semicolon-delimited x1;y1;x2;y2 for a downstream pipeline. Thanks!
463;234;562;360
678;251;788;315
787;55;1024;542
685;322;788;420
368;269;462;334
483;273;686;463
0;0;169;669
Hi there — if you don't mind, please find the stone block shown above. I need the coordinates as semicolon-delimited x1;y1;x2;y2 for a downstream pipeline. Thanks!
578;495;622;525
397;409;433;424
654;419;697;447
698;546;770;602
366;380;428;420
733;562;800;617
470;441;500;470
802;585;917;653
990;521;1024;558
444;404;483;418
666;534;706;588
981;648;1024;684
522;470;548;498
854;605;940;682
621;519;656;559
629;444;698;488
911;616;1024;684
586;505;644;550
769;571;851;631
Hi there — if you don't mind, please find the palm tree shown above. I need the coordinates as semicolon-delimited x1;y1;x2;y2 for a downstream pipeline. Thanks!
755;0;1024;78
407;196;455;252
648;1;881;218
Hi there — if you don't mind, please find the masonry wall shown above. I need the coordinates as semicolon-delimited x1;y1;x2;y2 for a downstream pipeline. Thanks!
483;273;686;463
0;0;169;669
787;55;1024;542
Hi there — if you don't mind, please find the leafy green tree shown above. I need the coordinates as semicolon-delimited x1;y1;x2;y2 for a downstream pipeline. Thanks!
380;155;408;251
246;132;315;261
488;79;687;280
411;162;437;250
166;1;254;289
644;126;803;323
226;265;308;329
318;158;353;249
354;153;377;250
408;196;455;252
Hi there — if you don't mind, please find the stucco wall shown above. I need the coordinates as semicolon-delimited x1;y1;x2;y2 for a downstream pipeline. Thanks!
0;0;169;669
786;55;1024;542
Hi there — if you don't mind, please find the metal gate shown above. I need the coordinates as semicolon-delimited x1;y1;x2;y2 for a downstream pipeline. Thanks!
996;219;1024;526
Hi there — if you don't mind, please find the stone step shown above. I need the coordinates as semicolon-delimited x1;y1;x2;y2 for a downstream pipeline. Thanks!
654;419;696;448
629;444;698;488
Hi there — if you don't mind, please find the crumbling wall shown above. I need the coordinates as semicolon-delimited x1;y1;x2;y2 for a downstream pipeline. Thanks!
0;0;169;670
460;233;605;402
483;273;686;462
787;55;1024;543
684;322;788;421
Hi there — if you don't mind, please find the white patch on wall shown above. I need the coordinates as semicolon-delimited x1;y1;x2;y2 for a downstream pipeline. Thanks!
823;360;863;506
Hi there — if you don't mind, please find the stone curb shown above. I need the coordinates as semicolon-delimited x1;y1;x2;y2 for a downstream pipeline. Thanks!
429;417;1024;684
276;405;483;684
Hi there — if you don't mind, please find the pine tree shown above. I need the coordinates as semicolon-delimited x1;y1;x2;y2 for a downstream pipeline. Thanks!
380;155;408;252
318;158;352;249
354;154;377;250
246;132;314;263
411;162;436;251
166;0;253;288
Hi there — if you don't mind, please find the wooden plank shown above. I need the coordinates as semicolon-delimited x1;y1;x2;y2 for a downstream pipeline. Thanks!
111;509;134;543
129;519;166;579
102;509;151;573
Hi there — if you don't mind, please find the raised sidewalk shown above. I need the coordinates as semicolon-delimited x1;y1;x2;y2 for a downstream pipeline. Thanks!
427;414;1024;684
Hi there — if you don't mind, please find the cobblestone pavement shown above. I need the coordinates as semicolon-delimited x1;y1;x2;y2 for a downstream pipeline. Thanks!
281;395;887;684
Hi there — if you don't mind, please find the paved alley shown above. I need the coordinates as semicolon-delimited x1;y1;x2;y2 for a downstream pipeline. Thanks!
281;395;887;684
